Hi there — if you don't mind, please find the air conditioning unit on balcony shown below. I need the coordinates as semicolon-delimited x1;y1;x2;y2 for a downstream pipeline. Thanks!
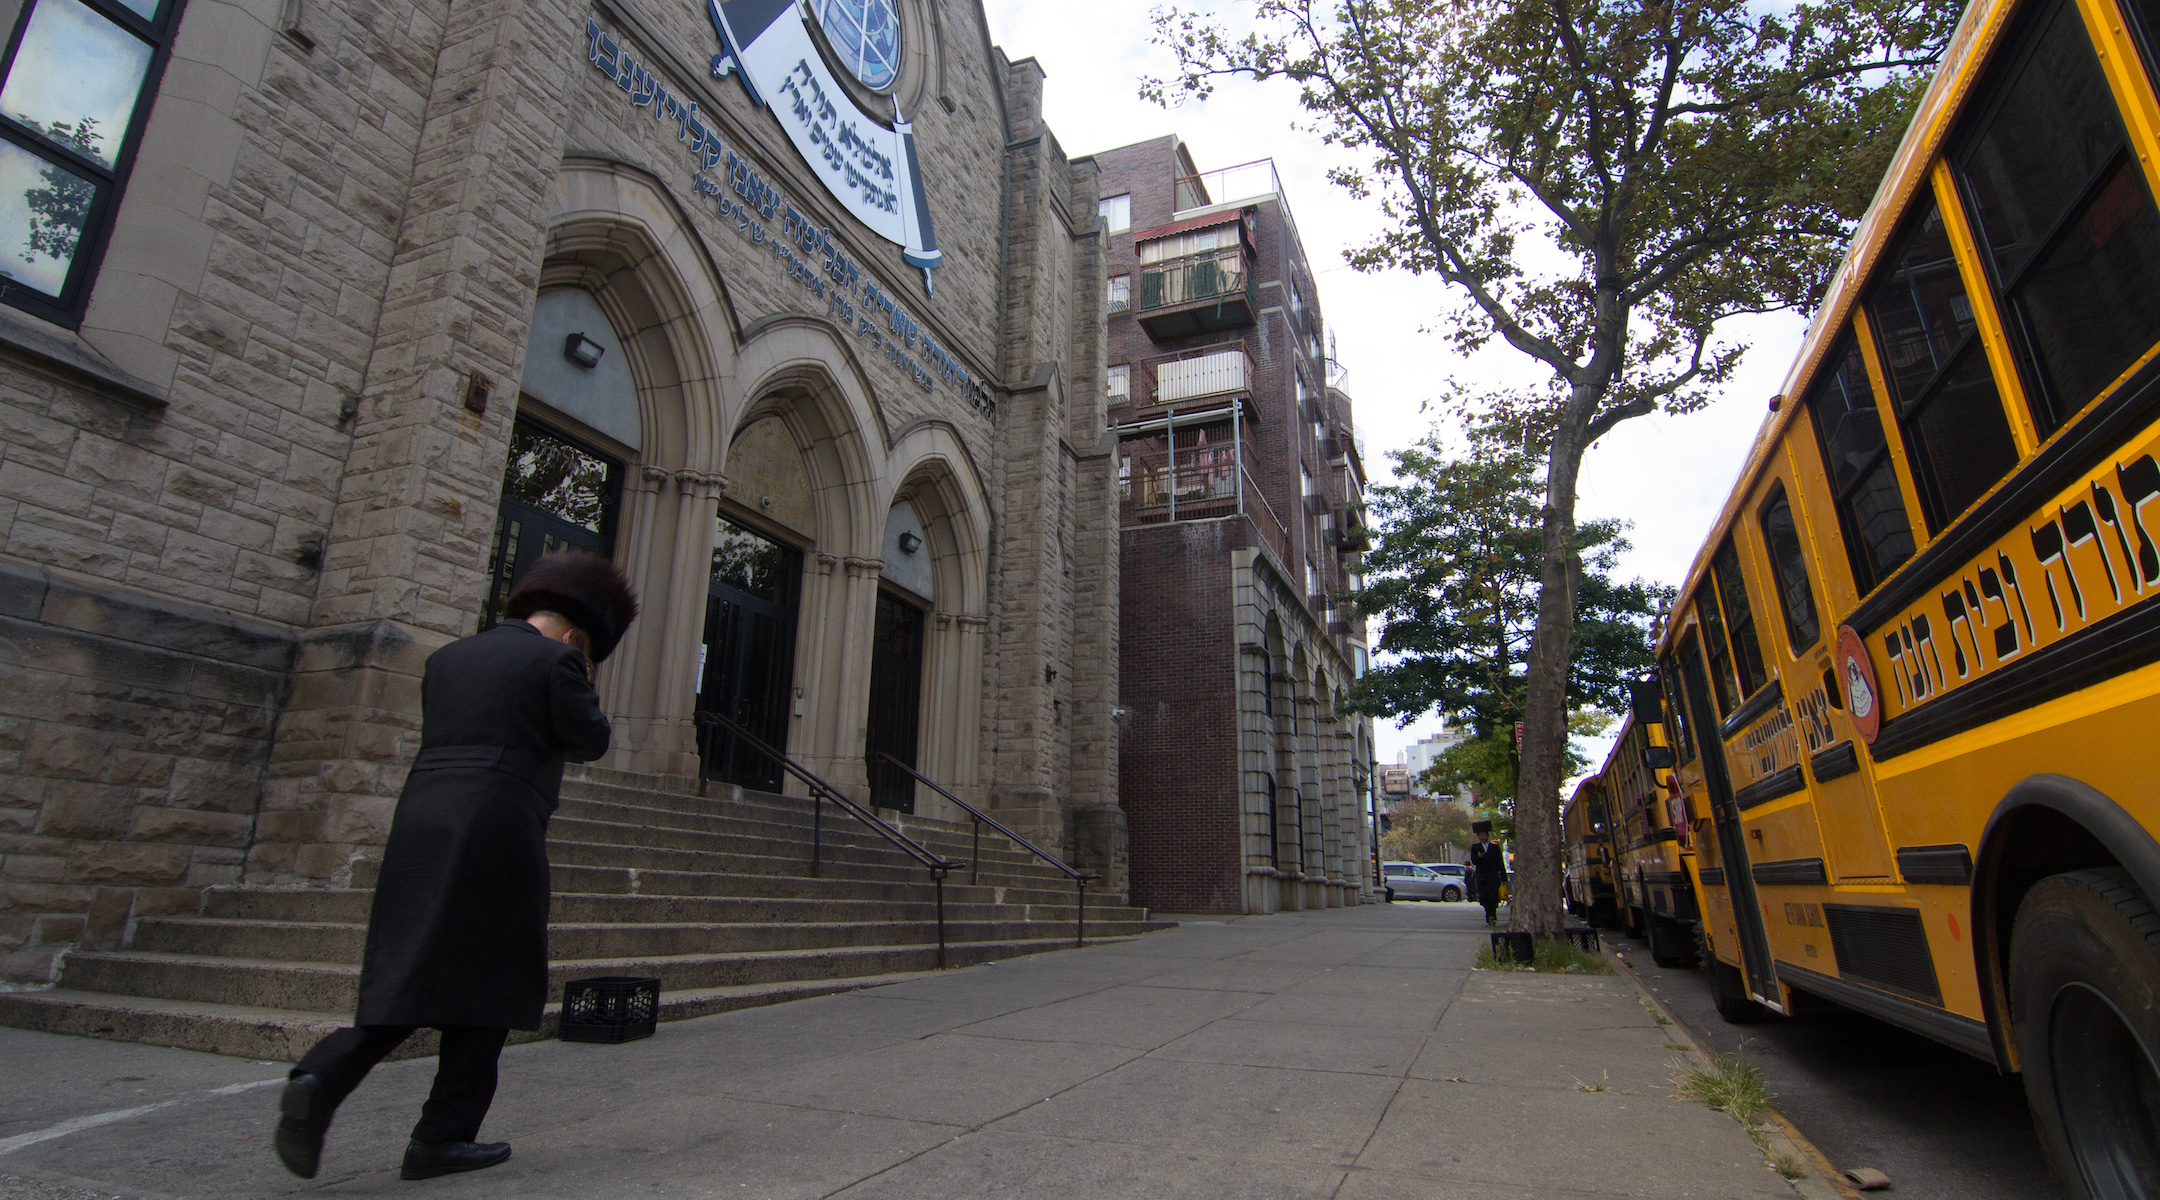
1303;493;1329;515
1329;619;1353;635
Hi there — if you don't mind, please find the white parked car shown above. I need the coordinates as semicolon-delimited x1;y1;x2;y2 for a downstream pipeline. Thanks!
1382;861;1450;901
1419;863;1468;902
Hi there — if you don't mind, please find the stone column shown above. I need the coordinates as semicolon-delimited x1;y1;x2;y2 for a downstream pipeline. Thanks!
597;465;671;766
250;0;585;884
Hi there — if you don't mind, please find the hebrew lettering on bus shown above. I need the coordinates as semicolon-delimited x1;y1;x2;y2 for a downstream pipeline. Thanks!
1866;417;2160;726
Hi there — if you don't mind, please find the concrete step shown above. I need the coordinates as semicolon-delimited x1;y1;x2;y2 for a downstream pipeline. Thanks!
53;932;1144;1015
552;795;1049;870
558;777;1074;871
0;969;949;1063
346;858;1121;911
204;880;1149;928
544;816;1035;876
202;887;1138;930
133;913;1173;964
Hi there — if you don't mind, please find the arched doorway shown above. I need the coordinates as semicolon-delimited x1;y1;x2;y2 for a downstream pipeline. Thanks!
696;415;819;790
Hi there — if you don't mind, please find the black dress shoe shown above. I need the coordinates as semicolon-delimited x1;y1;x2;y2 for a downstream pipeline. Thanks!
401;1139;512;1181
274;1073;331;1179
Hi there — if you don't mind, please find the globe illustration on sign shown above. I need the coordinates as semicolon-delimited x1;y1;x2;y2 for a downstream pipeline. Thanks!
813;0;898;91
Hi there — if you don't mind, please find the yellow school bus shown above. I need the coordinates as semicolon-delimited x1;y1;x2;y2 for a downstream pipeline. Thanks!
1660;0;2160;1190
1563;777;1617;925
1600;702;1702;967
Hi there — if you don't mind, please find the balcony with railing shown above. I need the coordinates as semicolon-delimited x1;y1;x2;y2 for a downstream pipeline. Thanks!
1114;341;1254;417
1114;410;1292;566
1135;243;1254;339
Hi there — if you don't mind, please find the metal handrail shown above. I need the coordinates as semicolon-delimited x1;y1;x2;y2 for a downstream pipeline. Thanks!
697;711;966;967
875;752;1102;948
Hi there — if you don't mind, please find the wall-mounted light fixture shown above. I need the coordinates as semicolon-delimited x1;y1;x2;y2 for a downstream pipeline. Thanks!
897;531;922;554
563;332;606;369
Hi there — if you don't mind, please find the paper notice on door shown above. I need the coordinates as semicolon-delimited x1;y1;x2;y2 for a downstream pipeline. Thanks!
695;644;708;694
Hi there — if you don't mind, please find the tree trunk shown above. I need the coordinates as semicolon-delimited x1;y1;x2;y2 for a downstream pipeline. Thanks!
1510;418;1589;937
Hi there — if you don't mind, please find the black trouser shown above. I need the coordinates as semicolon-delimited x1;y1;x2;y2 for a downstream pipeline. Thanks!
294;1025;510;1144
1478;878;1503;924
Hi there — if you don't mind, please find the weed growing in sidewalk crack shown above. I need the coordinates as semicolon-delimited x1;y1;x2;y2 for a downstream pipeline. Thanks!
1573;1070;1611;1093
1766;1144;1810;1180
1676;1050;1817;1183
1675;1051;1771;1124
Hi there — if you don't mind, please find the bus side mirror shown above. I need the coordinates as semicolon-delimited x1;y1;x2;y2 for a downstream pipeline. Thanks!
1643;746;1676;770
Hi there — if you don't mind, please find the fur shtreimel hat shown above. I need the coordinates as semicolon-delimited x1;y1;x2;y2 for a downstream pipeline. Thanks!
505;551;640;664
1471;819;1493;834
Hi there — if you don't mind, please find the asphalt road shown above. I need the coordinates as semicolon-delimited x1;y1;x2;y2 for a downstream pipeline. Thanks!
1610;929;2064;1200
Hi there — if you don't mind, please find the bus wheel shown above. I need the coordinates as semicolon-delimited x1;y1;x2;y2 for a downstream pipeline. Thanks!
1650;915;1698;969
1707;956;1763;1024
2011;868;2160;1200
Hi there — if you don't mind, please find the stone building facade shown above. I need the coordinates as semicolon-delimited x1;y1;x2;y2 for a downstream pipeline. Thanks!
0;0;1119;980
1085;137;1376;914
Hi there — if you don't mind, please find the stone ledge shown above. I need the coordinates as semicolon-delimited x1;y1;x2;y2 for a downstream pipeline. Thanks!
0;307;168;414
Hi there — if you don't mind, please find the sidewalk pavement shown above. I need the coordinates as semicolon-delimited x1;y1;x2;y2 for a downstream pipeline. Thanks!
0;901;1802;1199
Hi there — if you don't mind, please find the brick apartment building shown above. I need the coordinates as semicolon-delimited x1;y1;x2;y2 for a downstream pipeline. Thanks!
0;0;1128;991
1083;137;1378;913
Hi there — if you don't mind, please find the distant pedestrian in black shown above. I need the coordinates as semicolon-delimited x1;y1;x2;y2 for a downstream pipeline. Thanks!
1469;820;1508;926
274;552;637;1183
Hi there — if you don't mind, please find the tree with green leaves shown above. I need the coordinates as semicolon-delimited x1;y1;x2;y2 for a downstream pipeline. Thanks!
1147;0;1956;933
1381;797;1471;862
1350;424;1666;732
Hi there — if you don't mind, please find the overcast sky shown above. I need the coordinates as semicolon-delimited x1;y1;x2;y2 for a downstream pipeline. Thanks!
978;1;1808;779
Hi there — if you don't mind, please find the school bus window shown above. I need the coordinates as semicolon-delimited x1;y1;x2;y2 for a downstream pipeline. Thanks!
1951;0;2160;437
1711;538;1770;699
1660;658;1695;764
1806;338;1916;594
1863;199;2021;533
1695;584;1740;716
1758;487;1821;654
2130;0;2160;77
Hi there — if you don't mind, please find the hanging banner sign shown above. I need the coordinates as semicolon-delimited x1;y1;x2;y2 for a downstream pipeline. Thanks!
707;0;941;278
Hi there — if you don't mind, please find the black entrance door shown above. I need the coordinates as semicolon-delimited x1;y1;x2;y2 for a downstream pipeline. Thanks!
695;518;801;791
1679;635;1781;1005
865;590;925;812
483;419;621;628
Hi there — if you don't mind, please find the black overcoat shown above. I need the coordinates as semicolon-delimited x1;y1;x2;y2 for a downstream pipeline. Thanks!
1469;842;1508;900
355;620;611;1030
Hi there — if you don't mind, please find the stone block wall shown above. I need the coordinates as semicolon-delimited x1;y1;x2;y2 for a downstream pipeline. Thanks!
0;561;292;978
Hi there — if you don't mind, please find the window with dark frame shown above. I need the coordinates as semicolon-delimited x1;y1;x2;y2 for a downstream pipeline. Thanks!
1951;0;2160;437
1711;538;1770;702
1863;199;2021;533
1660;657;1696;765
1805;338;1916;595
1695;583;1740;717
482;419;623;630
0;0;178;324
1758;487;1822;654
2131;0;2160;78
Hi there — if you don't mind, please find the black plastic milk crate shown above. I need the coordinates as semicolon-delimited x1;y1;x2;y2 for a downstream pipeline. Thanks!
1564;925;1602;952
559;976;659;1043
1489;931;1535;964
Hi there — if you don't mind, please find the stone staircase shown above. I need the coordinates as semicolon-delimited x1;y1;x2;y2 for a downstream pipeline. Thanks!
0;769;1171;1061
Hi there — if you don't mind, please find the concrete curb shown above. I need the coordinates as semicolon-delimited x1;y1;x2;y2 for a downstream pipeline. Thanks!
1605;943;1864;1200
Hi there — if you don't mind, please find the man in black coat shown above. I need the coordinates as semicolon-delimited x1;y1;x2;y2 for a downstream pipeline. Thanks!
275;552;636;1183
1469;820;1508;926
